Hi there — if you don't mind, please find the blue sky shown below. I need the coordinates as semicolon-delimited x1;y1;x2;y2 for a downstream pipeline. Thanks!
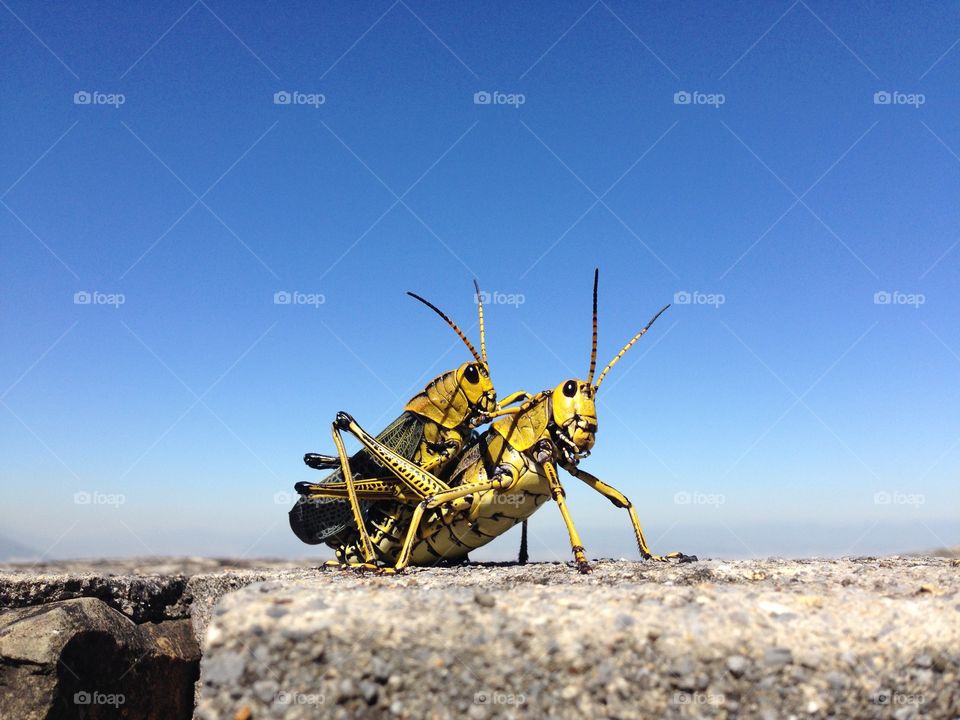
1;1;958;562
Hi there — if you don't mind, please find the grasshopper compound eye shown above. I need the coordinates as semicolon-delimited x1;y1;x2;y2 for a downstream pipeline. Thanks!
464;364;480;384
562;380;577;397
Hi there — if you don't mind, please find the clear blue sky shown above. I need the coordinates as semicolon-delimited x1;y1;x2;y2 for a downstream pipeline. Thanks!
2;1;958;562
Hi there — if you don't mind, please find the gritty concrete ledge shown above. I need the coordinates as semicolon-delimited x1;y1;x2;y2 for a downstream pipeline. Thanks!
194;557;960;720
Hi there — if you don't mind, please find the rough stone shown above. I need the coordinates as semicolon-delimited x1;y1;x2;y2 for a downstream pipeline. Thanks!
0;597;199;720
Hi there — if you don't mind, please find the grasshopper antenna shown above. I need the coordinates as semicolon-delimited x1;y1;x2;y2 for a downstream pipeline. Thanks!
593;303;671;391
473;279;487;365
586;268;599;385
407;291;484;365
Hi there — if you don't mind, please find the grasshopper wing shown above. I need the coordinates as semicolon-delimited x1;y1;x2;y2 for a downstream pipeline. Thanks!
289;412;425;544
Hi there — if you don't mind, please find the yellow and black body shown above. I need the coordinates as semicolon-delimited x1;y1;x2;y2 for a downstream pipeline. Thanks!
317;270;694;572
289;284;528;562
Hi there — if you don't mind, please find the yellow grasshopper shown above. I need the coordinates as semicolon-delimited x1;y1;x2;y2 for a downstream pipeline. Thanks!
290;283;528;565
312;270;693;572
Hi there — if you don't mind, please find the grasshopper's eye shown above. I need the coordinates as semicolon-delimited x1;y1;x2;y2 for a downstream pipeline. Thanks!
562;380;577;397
464;364;480;384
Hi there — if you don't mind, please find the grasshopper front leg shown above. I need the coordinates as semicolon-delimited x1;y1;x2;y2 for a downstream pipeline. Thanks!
562;463;696;562
542;462;591;573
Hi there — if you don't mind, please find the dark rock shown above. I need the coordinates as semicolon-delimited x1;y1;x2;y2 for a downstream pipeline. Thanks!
0;597;199;720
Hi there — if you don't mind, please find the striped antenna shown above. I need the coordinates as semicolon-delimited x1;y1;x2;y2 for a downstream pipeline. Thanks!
586;269;599;384
407;291;483;365
473;280;487;364
593;304;671;390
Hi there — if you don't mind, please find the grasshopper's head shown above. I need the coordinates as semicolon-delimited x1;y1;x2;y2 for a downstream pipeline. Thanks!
406;281;498;424
456;360;496;414
550;379;598;462
547;269;670;465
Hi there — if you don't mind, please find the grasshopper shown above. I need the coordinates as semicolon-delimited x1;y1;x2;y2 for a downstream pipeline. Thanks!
289;283;528;565
309;270;693;573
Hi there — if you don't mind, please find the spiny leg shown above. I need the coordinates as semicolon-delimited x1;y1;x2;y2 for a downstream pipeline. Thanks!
334;412;451;499
543;463;591;573
316;411;455;571
331;420;375;563
563;464;696;562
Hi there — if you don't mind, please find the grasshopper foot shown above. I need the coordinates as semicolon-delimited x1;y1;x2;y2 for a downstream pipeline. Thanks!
576;560;593;574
